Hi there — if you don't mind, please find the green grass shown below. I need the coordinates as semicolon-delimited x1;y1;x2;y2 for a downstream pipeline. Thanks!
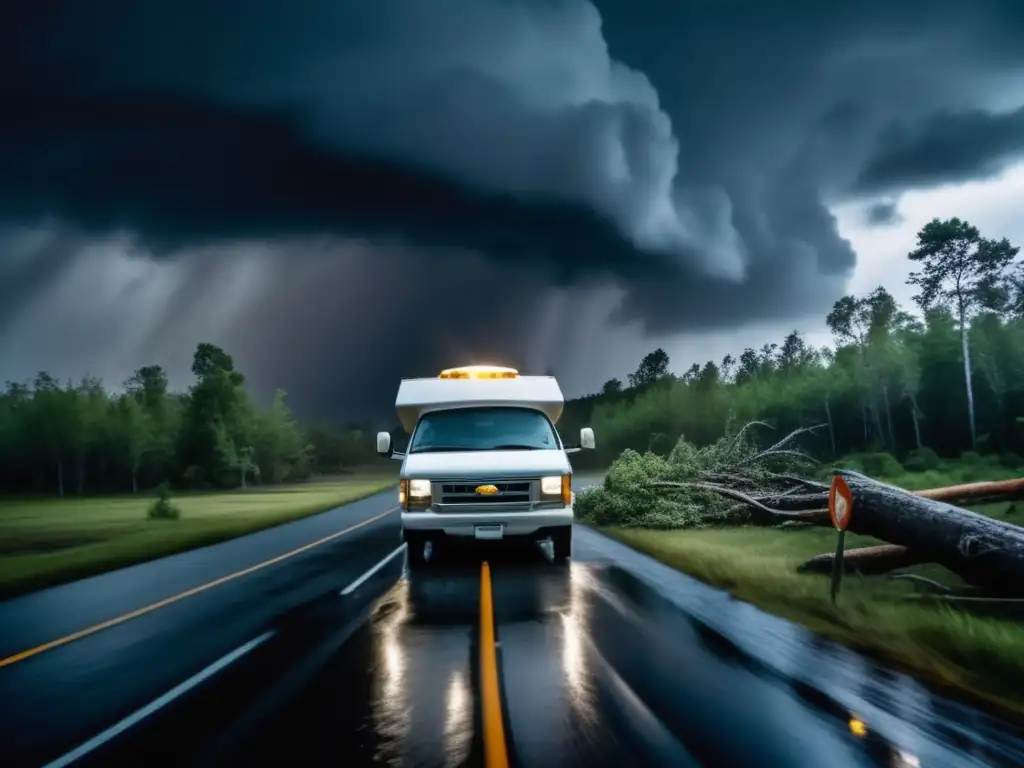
0;475;397;599
600;497;1024;722
872;467;1023;491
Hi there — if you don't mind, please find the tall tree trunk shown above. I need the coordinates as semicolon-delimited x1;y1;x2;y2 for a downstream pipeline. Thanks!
861;402;869;446
77;454;85;495
824;396;837;455
869;402;885;448
960;310;978;450
882;384;896;452
910;399;923;449
57;459;64;497
132;468;138;495
981;369;1006;453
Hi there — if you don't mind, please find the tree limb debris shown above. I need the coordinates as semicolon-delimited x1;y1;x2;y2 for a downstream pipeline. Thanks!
796;544;926;575
746;471;1024;594
651;481;830;525
586;421;1024;599
886;573;953;594
640;423;1024;596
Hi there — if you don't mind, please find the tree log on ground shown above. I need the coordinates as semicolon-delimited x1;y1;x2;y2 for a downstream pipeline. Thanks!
790;478;1024;580
610;422;1024;594
758;476;1024;514
796;544;926;575
655;470;1024;592
913;477;1024;508
652;476;1024;528
829;471;1024;595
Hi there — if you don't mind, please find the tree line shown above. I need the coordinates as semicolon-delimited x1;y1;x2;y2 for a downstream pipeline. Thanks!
0;343;382;496
563;217;1024;467
4;217;1020;495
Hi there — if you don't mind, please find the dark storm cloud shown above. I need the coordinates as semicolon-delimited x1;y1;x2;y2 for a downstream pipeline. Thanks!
3;0;1024;416
864;201;903;227
221;247;570;423
855;105;1024;194
1;92;653;276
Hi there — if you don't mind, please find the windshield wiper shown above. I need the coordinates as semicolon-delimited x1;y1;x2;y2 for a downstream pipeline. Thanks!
487;444;541;450
409;445;483;453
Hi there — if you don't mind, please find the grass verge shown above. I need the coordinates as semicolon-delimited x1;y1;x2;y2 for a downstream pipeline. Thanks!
0;476;397;600
599;499;1024;723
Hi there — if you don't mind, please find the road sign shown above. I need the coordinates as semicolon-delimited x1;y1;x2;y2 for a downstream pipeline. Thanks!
829;475;853;531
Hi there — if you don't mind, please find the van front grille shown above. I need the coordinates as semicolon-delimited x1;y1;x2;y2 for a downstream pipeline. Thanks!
440;481;532;504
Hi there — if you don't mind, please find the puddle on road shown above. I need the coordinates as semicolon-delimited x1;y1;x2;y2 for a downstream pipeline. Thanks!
578;531;1024;768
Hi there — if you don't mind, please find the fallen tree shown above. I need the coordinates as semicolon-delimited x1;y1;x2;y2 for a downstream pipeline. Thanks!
660;472;1024;593
574;422;1024;597
793;479;1024;577
826;471;1024;595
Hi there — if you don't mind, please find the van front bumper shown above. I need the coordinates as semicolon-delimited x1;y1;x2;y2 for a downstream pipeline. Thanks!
401;504;572;538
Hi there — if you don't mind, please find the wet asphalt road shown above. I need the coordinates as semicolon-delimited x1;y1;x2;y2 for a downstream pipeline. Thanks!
1;483;1023;767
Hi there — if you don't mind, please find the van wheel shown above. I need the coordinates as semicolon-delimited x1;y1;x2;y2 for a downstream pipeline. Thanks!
552;527;572;563
406;534;428;570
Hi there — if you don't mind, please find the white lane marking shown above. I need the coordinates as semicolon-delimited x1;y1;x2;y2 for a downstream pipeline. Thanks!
340;544;407;596
42;631;275;768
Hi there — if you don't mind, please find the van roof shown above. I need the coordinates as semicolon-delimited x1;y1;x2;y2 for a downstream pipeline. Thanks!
394;375;564;433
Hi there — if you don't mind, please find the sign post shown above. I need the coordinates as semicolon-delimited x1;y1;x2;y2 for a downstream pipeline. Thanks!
828;474;854;604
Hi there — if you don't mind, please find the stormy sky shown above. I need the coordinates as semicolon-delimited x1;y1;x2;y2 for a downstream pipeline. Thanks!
2;0;1024;423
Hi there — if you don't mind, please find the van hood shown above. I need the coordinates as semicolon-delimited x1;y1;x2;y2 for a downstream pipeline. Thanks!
402;449;571;480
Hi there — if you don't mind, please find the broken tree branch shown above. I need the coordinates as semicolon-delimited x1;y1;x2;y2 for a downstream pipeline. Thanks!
886;574;953;594
796;544;927;576
652;481;831;525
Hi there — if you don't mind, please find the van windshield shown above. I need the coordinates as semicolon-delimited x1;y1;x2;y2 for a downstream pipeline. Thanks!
409;407;559;453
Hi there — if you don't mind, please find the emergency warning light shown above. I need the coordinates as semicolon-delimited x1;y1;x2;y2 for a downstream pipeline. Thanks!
438;365;519;380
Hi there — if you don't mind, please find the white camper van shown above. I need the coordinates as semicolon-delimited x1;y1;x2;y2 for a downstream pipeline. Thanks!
376;365;595;568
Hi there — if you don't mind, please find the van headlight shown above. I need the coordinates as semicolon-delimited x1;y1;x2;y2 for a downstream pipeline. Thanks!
541;475;572;505
400;479;432;510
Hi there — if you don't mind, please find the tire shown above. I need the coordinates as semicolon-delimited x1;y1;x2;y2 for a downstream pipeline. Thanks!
405;533;428;570
552;527;572;563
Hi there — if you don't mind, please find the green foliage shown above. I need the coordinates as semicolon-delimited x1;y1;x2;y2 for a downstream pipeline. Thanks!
601;378;623;395
147;481;181;521
999;452;1024;469
575;218;1024;530
907;218;1019;316
575;423;810;529
564;218;1024;469
904;446;941;472
833;451;905;478
0;343;384;497
960;450;984;466
627;348;670;389
574;449;715;529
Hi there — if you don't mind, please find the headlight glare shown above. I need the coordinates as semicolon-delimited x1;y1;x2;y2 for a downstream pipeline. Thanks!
401;479;432;509
408;479;431;498
540;476;562;496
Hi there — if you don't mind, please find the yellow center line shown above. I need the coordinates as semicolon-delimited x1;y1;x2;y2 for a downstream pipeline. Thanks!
0;506;399;670
479;561;510;768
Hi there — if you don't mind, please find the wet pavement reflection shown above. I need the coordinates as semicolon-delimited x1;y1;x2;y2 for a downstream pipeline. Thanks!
79;531;1024;768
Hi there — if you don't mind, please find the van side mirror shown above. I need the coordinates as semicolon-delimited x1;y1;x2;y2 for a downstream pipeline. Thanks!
580;427;595;451
376;431;393;458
